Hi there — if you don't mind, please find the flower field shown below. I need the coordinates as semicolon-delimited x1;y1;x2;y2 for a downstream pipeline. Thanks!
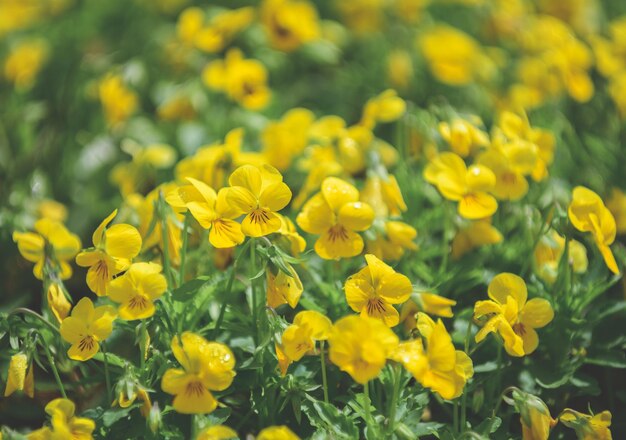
2;0;626;439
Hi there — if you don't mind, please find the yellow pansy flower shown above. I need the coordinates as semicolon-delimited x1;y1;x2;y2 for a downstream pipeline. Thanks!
108;262;167;320
297;177;375;259
400;293;457;332
47;283;71;324
344;254;412;327
266;264;303;309
534;230;588;284
387;50;413;90
180;7;254;53
197;425;238;440
560;408;612;440
36;199;68;223
366;220;418;261
262;108;315;172
477;149;529;201
474;273;554;357
281;310;332;366
99;73;138;126
568;186;620;274
424;152;498;219
13;218;81;280
337;0;384;33
168;178;245;248
110;144;177;197
451;219;503;259
328;315;399;384
161;332;235;414
257;426;300;440
360;90;406;130
4;353;34;398
60;297;117;361
116;384;152;418
508;389;556;440
75;209;142;296
261;0;320;52
438;117;489;158
3;39;48;89
225;164;292;237
275;343;291;377
276;214;307;256
606;188;626;234
27;398;95;440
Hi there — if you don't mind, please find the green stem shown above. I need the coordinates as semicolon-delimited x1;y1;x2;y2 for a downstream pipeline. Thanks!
10;308;59;334
35;333;67;398
453;399;459;434
101;342;113;404
364;381;372;423
178;212;191;286
439;203;451;277
493;343;503;404
140;320;147;369
250;238;259;345
320;340;329;404
214;266;237;338
159;197;174;289
387;363;402;437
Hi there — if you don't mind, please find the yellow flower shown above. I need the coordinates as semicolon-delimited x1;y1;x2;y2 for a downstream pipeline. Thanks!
3;39;48;89
476;149;529;201
257;426;300;440
360;90;406;130
344;254;412;327
400;293;457;331
161;332;235;414
27;398;96;440
108;262;167;320
534;230;588;283
297;177;375;259
337;0;385;33
202;49;271;110
262;108;315;171
275;343;291;377
13;218;81;280
568;186;620;275
225;164;292;237
179;6;254;53
361;175;408;218
606;188;626;234
438;117;489;158
4;353;34;398
266;264;304;309
474;273;554;357
110;144;177;197
197;425;238;440
328;315;399;384
366;220;417;261
261;0;320;52
451;219;503;259
387;50;413;90
36;199;68;223
168;178;245;248
560;408;612;440
276;214;307;256
60;297;117;361
75;209;142;296
115;383;152;417
281;310;332;363
509;389;556;440
424;152;498;219
99;73;138;126
47;283;71;324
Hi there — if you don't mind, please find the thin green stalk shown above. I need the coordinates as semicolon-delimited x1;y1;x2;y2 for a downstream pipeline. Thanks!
159;197;174;289
101;342;113;404
10;308;59;334
439;203;451;277
320;340;329;404
453;399;459;434
250;238;259;344
493;344;503;404
387;363;402;437
178;212;191;286
35;333;66;398
213;265;237;338
364;381;372;423
140;320;147;369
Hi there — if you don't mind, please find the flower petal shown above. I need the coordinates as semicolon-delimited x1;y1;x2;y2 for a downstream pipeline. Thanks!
321;177;359;212
105;224;142;259
520;298;554;329
488;272;527;307
338;202;375;232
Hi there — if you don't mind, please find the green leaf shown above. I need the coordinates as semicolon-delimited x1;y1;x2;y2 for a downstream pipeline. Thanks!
302;396;358;439
584;350;626;369
170;275;215;301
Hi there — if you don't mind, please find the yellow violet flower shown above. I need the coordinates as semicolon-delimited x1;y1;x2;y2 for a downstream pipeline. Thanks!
225;164;292;237
328;315;399;384
508;389;556;440
116;384;152;418
75;209;142;296
281;311;332;363
168;178;245;248
47;283;71;324
36;199;68;223
344;254;412;327
27;398;96;440
534;230;588;284
451;219;503;259
267;264;304;309
3;39;48;89
99;73;138;126
262;108;315;172
161;332;235;414
13;218;81;280
197;425;238;440
424;152;498;219
297;177;375;259
4;353;34;398
366;220;418;261
400;293;457;331
276;214;307;256
568;186;620;275
108;262;167;320
387;50;413;90
60;297;117;361
438;117;489;158
360;90;406;130
474;273;554;357
261;0;320;52
606;188;626;234
560;408;613;440
477;149;529;201
257;425;300;440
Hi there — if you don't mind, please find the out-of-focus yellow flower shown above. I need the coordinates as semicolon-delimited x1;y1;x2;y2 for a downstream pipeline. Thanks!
108;262;167;320
297;177;375;259
47;283;71;324
438;117;489;158
366;220;417;261
387;50;413;90
280;310;332;364
225;164;292;237
360;90;406;130
197;425;238;440
98;73;138;126
344;254;412;327
28;398;96;440
203;49;271;110
394;0;429;24
568;186;619;275
261;0;320;52
157;95;196;121
534;230;588;283
419;25;495;86
3;39;48;89
508;389;556;440
360;175;407;217
424;152;498;219
474;273;554;356
60;297;117;361
177;6;253;53
266;264;303;309
400;293;457;333
115;382;152;418
337;0;385;33
76;209;142;296
606;188;626;234
161;332;235;414
276;214;307;256
451;219;503;259
111;144;177;197
36;199;68;223
4;353;34;398
560;408;612;440
328;315;399;384
257;426;300;440
13;218;81;280
262;108;315;171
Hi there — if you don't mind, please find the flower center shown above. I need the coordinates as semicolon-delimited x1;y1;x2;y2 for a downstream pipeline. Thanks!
185;381;205;397
366;298;386;315
249;209;271;224
512;322;527;336
78;336;96;353
328;225;349;242
128;295;149;311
